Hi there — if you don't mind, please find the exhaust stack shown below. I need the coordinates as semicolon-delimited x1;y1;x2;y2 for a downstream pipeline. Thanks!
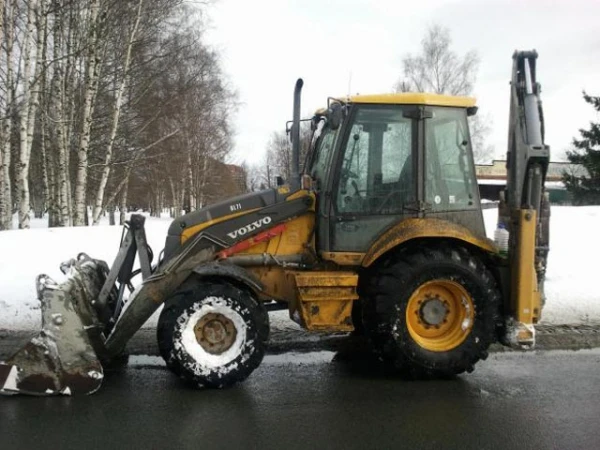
291;78;303;188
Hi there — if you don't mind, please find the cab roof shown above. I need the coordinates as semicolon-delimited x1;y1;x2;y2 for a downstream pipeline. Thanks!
347;92;476;108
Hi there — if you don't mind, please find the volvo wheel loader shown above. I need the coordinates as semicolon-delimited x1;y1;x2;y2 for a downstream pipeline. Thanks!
0;50;550;395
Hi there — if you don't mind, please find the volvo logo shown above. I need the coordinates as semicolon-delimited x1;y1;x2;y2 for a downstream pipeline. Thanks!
227;216;273;239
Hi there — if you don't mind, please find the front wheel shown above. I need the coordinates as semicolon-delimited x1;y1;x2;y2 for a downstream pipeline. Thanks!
157;280;268;388
362;244;501;377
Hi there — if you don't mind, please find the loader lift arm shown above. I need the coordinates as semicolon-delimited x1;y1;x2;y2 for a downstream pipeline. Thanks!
95;215;153;331
501;50;551;346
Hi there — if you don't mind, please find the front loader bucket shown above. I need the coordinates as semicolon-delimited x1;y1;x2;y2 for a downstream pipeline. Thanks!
0;255;109;396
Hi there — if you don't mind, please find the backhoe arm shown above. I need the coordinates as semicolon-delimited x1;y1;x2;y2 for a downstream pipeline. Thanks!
501;50;551;347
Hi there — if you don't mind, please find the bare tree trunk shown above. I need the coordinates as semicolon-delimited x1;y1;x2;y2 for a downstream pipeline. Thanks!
151;187;163;218
16;0;38;229
38;2;50;221
169;178;176;218
92;0;143;225
187;149;195;211
169;177;185;218
47;1;71;226
198;156;209;209
63;0;77;222
0;139;5;228
45;132;58;226
0;0;4;51
119;179;128;225
108;203;115;225
0;0;14;230
39;105;49;219
73;0;101;226
92;128;179;221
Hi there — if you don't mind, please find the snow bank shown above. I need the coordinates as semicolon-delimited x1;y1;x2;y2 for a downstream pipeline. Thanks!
0;213;170;330
0;207;599;330
126;351;338;367
484;206;600;325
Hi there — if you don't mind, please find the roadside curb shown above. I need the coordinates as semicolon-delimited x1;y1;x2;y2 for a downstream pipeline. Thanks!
2;324;600;359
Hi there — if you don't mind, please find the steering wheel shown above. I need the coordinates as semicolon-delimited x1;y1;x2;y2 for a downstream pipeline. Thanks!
376;161;412;213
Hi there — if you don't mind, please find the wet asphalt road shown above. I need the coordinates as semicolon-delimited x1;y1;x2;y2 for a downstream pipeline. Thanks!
1;348;599;450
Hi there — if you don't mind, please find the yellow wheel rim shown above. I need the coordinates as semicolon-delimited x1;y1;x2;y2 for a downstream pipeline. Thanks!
405;279;474;352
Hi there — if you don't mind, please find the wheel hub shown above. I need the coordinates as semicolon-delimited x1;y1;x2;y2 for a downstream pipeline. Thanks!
406;280;475;352
194;313;237;355
419;296;449;327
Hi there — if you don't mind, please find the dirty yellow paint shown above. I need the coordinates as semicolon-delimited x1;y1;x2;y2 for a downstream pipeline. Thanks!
286;190;316;212
362;218;496;267
291;271;359;332
246;266;296;302
348;92;476;108
512;209;541;324
240;213;315;257
320;252;365;266
241;212;317;305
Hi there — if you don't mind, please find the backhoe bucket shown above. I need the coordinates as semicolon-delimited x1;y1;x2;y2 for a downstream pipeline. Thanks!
0;255;109;396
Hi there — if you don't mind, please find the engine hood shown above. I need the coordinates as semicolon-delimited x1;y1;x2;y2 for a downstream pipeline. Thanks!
163;188;283;261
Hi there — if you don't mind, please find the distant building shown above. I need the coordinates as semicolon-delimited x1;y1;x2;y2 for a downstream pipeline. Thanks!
226;164;248;195
476;160;588;204
198;160;247;207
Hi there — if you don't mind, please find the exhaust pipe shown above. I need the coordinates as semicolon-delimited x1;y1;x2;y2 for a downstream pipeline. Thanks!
291;78;303;189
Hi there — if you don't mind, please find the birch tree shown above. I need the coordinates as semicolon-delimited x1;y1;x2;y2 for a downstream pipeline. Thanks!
16;0;47;229
91;0;143;225
72;0;102;226
0;0;15;230
1;0;238;229
394;24;494;163
49;0;72;226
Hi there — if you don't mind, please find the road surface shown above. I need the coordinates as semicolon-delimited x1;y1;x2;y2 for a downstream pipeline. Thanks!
1;346;599;449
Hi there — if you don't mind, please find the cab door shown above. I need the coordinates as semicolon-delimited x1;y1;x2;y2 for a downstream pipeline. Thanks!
326;104;418;253
422;106;486;237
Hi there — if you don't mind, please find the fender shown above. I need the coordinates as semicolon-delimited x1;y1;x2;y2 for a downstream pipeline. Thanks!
192;262;264;293
362;218;497;267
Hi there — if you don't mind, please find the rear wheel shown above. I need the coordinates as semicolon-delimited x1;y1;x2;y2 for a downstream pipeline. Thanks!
157;279;268;388
361;244;500;377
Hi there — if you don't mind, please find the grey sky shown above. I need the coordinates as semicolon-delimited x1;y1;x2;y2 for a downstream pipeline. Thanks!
205;0;600;165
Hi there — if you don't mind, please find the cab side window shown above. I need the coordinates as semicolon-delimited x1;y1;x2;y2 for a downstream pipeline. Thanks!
336;107;413;215
425;107;477;210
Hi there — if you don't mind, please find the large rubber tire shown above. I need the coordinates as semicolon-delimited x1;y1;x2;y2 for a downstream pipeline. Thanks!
361;243;501;378
157;279;269;388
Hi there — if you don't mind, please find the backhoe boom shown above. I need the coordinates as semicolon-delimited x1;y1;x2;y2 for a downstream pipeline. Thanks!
502;50;551;346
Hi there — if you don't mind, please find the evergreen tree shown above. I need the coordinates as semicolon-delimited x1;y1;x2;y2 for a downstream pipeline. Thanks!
563;92;600;205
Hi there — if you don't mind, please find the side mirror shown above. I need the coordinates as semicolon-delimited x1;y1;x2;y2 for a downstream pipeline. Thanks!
329;102;344;130
276;176;284;187
310;116;319;131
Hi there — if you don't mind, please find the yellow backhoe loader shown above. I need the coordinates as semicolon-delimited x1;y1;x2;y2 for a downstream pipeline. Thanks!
0;50;550;395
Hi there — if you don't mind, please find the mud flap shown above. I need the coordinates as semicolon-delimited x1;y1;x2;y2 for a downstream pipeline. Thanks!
0;255;108;396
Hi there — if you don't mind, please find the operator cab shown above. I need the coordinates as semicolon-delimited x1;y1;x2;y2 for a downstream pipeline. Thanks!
305;93;485;253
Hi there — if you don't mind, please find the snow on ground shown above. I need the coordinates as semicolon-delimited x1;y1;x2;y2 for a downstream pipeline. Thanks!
0;207;599;331
484;207;600;325
127;351;337;367
0;212;171;330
